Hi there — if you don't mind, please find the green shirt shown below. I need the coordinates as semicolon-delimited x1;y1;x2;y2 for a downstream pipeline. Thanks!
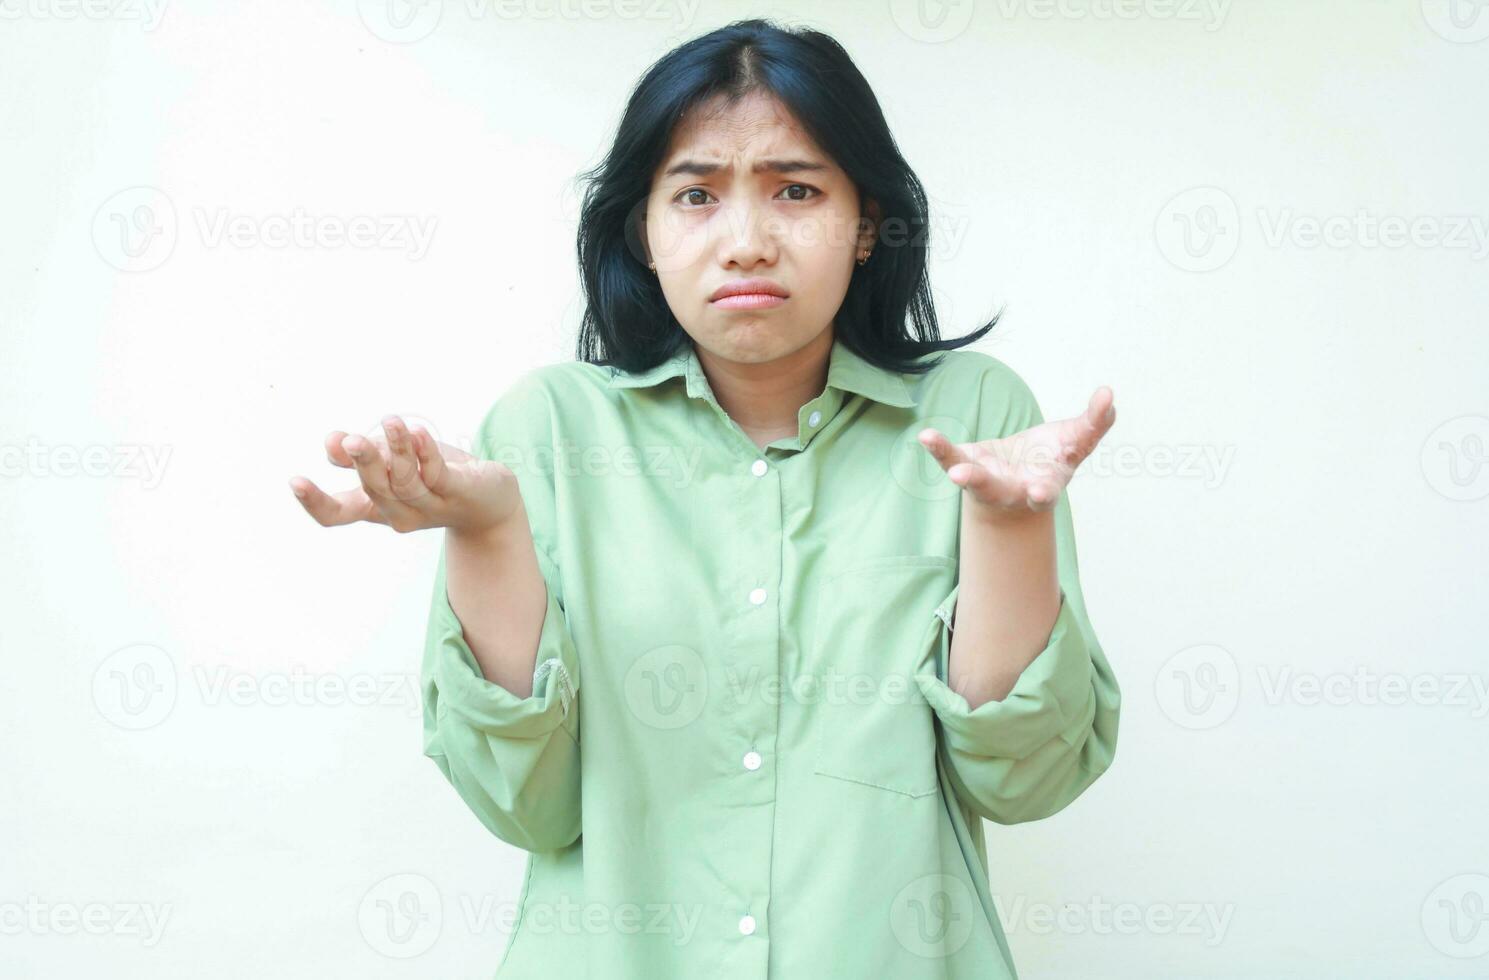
420;336;1120;979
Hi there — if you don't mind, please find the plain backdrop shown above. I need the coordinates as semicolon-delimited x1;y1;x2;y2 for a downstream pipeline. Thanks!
3;1;1486;977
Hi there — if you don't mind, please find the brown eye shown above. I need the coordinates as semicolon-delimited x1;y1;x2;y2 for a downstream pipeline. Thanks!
677;188;713;206
780;184;818;201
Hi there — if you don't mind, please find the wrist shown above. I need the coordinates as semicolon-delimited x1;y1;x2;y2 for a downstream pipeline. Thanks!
964;497;1056;531
448;511;528;549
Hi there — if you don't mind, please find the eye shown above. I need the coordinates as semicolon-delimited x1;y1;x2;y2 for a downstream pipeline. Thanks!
675;188;715;207
778;183;820;202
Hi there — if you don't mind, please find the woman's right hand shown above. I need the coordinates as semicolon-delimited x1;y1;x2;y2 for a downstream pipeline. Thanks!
288;415;524;535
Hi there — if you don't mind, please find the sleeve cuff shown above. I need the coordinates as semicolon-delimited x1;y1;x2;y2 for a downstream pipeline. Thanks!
430;545;579;740
915;585;1095;761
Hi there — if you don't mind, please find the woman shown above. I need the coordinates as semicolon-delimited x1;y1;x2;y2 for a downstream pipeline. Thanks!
290;18;1120;980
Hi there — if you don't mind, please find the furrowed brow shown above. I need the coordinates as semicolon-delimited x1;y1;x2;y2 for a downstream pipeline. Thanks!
661;158;828;179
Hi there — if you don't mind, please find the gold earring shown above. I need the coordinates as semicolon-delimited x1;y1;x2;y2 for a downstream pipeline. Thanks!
857;250;870;266
648;261;656;273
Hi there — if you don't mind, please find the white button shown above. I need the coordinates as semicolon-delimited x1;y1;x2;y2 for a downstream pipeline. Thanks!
749;587;767;605
807;410;822;427
743;750;762;771
751;459;768;476
739;914;756;935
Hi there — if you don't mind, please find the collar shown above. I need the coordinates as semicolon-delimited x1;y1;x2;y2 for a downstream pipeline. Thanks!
606;337;916;409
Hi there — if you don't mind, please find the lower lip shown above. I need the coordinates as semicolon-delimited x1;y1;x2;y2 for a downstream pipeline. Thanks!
711;293;787;310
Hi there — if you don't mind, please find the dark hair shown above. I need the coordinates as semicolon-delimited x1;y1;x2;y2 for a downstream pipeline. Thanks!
573;18;1000;376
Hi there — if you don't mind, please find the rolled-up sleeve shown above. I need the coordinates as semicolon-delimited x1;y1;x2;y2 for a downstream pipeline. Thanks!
913;358;1120;825
418;375;583;853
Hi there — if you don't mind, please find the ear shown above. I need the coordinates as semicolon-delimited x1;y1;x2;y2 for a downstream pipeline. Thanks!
856;198;882;252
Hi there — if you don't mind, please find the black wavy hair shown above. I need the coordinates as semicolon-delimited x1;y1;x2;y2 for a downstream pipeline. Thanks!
574;17;1000;376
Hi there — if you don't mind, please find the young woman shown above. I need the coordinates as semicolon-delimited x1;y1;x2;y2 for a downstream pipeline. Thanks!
291;18;1120;980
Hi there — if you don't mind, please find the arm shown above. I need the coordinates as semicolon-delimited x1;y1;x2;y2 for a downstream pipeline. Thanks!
914;359;1121;825
420;377;582;852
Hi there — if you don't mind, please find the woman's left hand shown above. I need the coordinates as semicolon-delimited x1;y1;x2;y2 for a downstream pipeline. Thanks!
917;387;1116;522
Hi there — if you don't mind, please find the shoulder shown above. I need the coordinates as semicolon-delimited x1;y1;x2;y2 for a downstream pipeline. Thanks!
912;348;1042;438
474;360;615;450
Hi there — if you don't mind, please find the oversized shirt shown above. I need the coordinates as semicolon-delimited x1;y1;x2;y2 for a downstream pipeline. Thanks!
419;336;1121;980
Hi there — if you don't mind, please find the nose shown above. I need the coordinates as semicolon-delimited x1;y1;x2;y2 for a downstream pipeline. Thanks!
714;196;780;269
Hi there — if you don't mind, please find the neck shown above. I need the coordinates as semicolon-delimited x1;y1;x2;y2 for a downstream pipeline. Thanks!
695;327;833;444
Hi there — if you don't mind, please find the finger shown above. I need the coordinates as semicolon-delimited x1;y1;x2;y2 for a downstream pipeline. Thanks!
948;460;1006;503
411;427;450;493
325;431;355;469
916;427;971;472
381;415;429;503
1084;386;1116;439
1054;387;1116;471
288;477;384;527
343;433;396;501
1026;480;1062;511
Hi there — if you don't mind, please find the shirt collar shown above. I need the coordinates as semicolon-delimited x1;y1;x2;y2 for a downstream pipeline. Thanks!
606;337;916;409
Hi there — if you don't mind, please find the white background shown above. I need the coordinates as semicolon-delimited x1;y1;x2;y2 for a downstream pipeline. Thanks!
2;0;1487;976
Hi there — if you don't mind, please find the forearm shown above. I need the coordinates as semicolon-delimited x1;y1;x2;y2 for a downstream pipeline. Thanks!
947;504;1060;710
444;503;547;699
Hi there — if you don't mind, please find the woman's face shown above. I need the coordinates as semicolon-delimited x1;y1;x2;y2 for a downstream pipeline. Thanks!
643;91;876;366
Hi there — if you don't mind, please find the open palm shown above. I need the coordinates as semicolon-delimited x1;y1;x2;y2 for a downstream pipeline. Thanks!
917;387;1116;520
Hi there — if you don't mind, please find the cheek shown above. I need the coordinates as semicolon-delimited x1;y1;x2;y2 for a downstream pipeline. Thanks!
646;206;714;275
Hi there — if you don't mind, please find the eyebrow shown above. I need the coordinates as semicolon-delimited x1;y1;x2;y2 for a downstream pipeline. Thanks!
661;157;829;179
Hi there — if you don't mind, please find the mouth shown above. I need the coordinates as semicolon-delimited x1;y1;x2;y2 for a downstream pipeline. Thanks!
709;278;790;311
711;293;788;310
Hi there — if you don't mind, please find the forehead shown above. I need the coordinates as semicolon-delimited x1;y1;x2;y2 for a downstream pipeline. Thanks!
658;92;828;171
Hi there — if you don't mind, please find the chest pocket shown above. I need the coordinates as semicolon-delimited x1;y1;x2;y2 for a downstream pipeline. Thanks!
810;554;956;799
